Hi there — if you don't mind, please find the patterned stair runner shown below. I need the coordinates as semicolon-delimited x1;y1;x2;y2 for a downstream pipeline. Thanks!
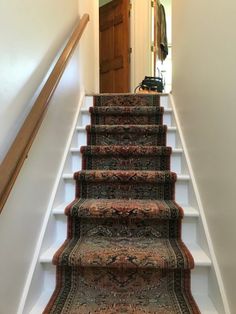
44;94;200;313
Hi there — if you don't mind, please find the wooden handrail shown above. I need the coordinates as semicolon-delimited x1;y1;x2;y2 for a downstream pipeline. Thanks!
0;14;89;213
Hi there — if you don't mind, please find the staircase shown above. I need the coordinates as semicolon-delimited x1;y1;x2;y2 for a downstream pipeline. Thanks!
24;94;223;313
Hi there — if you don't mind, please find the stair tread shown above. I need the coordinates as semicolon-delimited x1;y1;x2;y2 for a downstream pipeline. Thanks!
29;290;218;314
80;145;172;156
86;124;168;133
71;147;183;154
53;237;194;269
89;106;164;114
40;240;210;267
81;107;173;113
53;202;199;218
63;171;189;181
93;94;161;107
76;125;177;132
73;170;177;183
65;198;183;219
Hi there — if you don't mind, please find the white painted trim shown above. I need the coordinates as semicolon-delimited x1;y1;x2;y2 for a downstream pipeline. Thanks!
169;93;230;314
17;92;85;314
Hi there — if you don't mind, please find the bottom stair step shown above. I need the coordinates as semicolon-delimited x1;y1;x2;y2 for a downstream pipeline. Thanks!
29;290;218;314
43;267;200;313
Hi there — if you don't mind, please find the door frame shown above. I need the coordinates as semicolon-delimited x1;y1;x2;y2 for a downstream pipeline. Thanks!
98;0;153;93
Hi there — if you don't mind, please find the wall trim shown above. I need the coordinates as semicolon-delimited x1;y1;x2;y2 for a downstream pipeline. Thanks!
169;93;230;314
17;92;85;314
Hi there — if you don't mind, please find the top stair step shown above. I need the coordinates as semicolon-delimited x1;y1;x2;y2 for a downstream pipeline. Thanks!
93;94;162;107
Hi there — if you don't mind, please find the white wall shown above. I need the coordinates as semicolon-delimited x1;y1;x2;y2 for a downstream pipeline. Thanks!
0;0;80;162
0;48;83;314
131;0;152;91
79;0;100;93
172;0;236;311
0;1;100;313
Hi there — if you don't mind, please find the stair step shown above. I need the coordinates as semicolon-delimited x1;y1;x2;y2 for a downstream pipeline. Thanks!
86;125;167;146
81;145;172;156
77;125;176;131
62;172;189;181
81;107;173;113
80;107;174;127
53;202;199;217
76;125;179;148
65;199;183;219
93;94;162;107
80;145;172;171
62;172;190;204
71;146;182;154
83;94;171;110
52;202;199;245
69;147;183;173
29;290;218;314
53;237;194;269
89;106;164;125
40;241;211;267
71;170;177;200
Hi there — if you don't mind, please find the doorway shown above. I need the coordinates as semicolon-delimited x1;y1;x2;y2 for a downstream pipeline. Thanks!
99;0;130;93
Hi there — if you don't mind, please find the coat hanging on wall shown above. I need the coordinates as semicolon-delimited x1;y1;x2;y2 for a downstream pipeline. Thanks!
157;2;168;62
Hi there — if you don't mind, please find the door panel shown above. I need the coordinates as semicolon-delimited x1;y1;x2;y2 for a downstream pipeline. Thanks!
100;0;130;93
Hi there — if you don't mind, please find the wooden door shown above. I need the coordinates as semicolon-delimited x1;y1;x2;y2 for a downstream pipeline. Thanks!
99;0;130;93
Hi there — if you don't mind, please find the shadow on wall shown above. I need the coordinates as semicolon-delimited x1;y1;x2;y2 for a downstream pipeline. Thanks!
0;19;77;163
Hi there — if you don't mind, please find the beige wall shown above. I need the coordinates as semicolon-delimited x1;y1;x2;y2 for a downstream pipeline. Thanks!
0;0;79;162
173;0;236;311
78;0;99;93
0;1;82;313
131;0;152;91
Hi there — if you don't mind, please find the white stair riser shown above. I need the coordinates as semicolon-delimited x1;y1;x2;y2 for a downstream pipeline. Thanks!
53;214;198;244
167;129;178;148
41;263;210;296
75;129;179;149
67;151;184;174
160;96;170;109
78;111;173;127
171;153;183;174
176;180;190;206
163;111;173;126
63;177;190;206
191;267;210;295
83;95;170;110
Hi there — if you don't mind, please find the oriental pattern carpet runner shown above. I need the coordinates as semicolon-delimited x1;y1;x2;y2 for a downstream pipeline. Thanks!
44;94;200;313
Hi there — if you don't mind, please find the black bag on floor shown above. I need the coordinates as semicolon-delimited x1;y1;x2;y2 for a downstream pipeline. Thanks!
135;71;164;93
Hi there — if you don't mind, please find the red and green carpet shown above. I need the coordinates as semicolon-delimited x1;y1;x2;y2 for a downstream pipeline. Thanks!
44;94;200;313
